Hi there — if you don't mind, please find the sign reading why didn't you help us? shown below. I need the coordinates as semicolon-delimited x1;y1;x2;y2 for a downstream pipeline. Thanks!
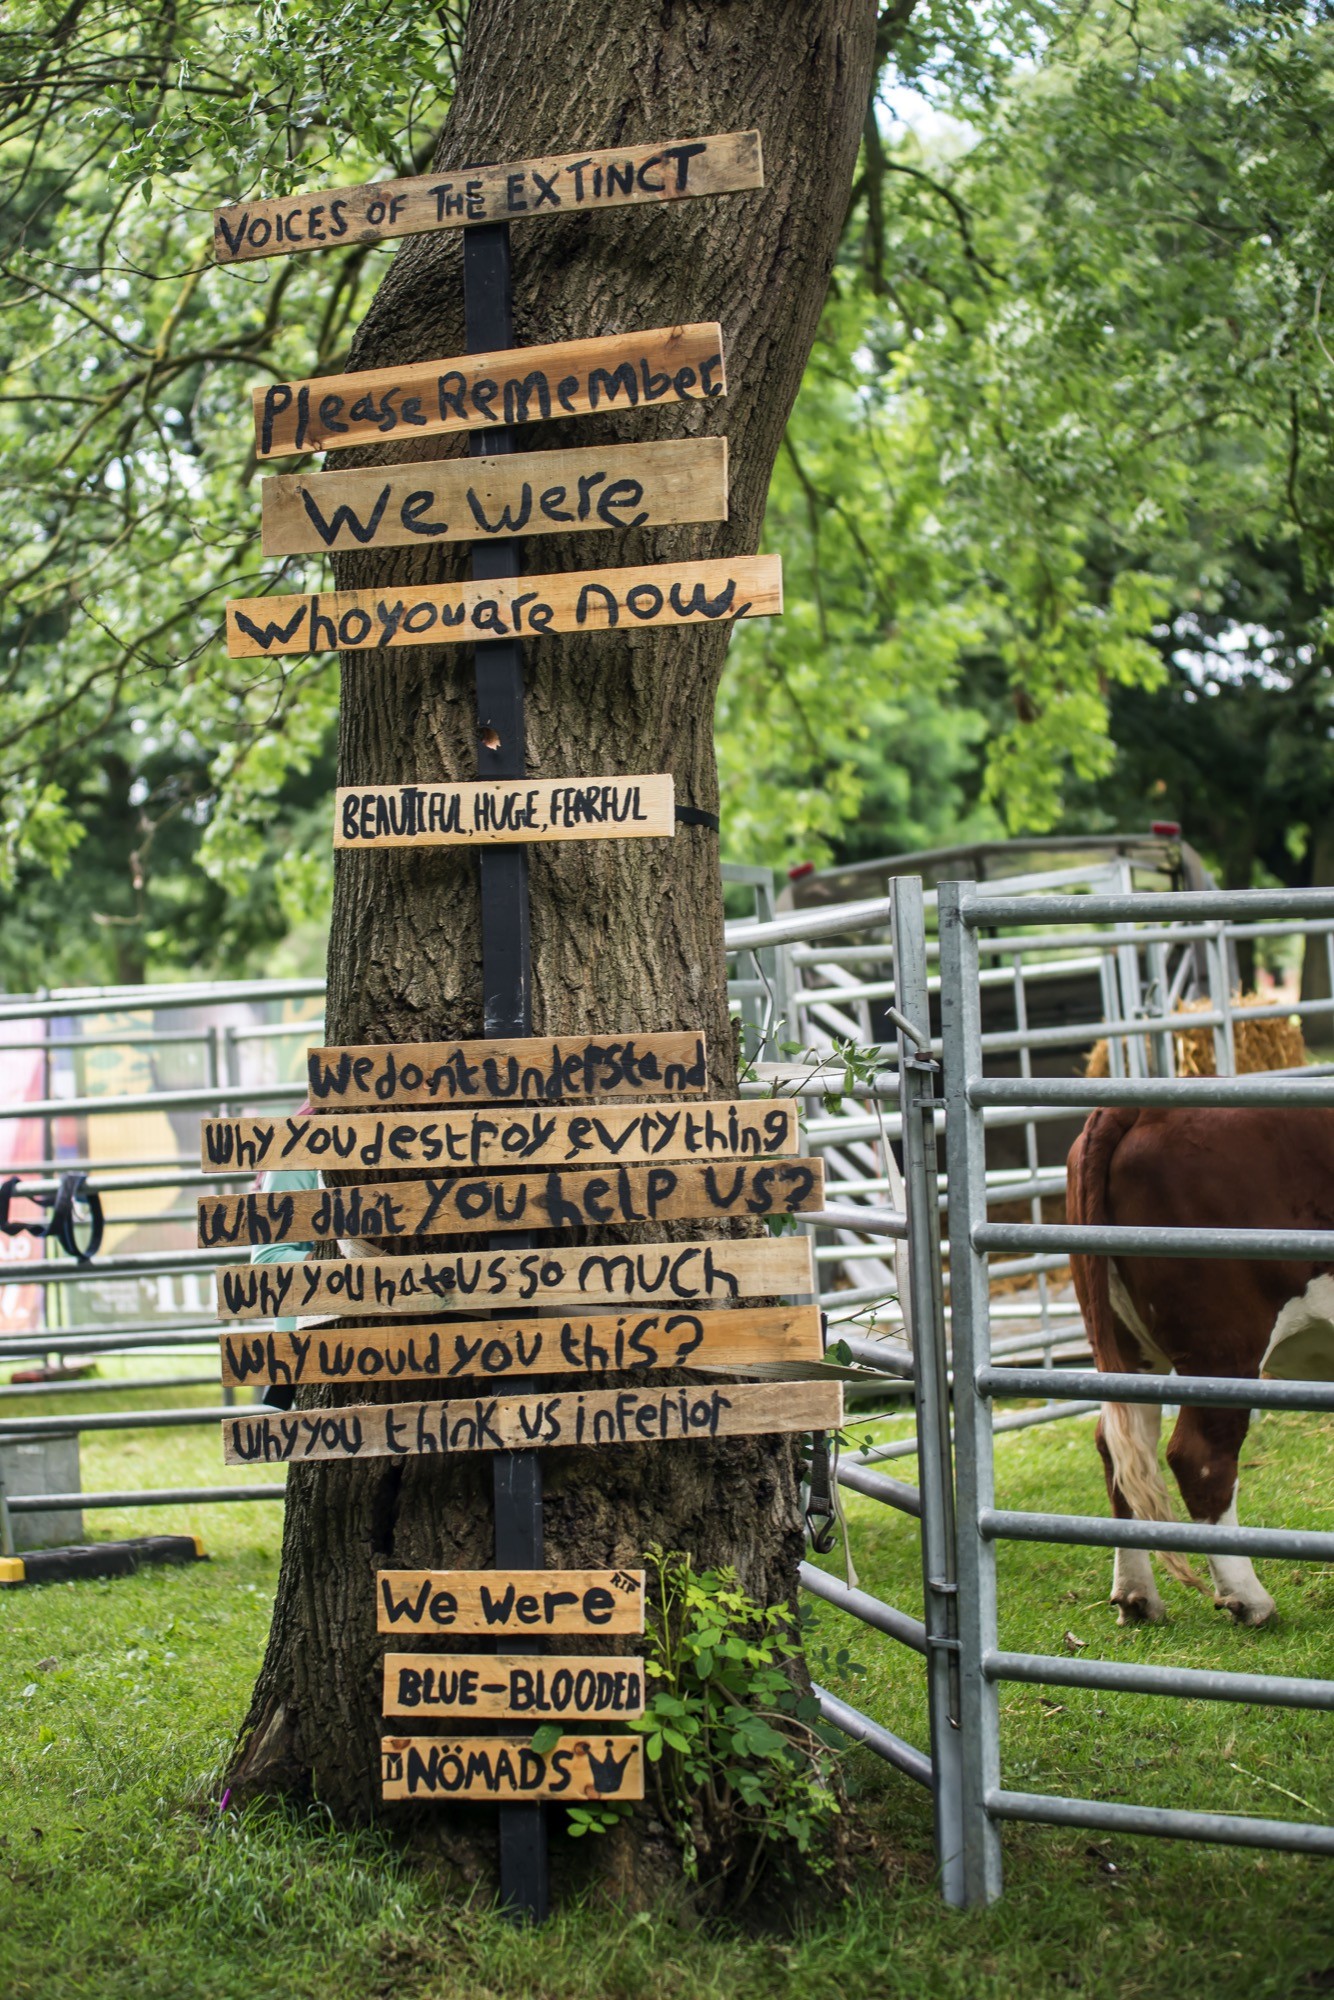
333;774;674;849
226;555;780;659
222;1379;844;1466
214;131;762;263
252;323;726;458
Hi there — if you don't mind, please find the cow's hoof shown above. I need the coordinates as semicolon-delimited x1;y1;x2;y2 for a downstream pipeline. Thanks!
1215;1592;1276;1628
1113;1591;1166;1626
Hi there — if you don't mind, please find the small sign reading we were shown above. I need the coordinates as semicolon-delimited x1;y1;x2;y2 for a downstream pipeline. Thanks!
375;1567;646;1635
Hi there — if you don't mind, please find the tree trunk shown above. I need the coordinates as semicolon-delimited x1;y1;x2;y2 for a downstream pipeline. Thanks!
229;0;880;1897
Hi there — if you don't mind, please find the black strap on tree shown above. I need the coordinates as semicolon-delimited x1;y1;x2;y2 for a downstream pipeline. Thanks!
805;1430;839;1555
0;1172;104;1262
675;804;720;832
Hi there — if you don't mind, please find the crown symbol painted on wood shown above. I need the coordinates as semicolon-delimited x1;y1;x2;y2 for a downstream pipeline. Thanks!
584;1739;636;1793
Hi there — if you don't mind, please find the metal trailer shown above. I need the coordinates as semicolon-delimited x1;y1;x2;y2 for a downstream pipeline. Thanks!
937;880;1334;1905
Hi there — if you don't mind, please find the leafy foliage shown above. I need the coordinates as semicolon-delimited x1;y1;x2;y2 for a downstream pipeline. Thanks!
541;1546;849;1903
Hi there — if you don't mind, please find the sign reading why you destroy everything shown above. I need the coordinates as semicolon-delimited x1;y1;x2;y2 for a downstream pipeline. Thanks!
252;322;725;456
226;555;779;659
381;1734;645;1803
223;1380;844;1465
198;1159;823;1248
214;130;762;262
260;437;727;557
219;1303;824;1388
382;1654;646;1720
214;1234;816;1319
333;774;674;849
201;1098;798;1173
375;1568;645;1636
305;1032;708;1105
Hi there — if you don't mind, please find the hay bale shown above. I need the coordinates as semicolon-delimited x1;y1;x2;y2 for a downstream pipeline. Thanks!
1085;993;1309;1078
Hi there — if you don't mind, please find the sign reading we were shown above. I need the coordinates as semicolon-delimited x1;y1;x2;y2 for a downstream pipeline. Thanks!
253;323;725;458
305;1032;708;1106
220;1303;823;1389
261;437;727;557
334;775;673;850
226;555;780;660
222;1378;844;1466
214;1235;815;1320
375;1568;645;1636
197;1158;823;1249
214;130;762;265
200;1098;798;1174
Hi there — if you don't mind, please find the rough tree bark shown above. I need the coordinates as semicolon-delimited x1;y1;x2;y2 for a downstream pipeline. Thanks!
230;0;881;1896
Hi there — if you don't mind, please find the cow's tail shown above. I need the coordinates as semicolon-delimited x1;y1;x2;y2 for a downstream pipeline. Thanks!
1067;1110;1208;1595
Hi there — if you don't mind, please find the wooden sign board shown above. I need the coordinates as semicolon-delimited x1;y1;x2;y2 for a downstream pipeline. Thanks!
261;436;727;557
220;1303;823;1388
381;1733;645;1803
200;1098;798;1176
306;1032;708;1106
253;323;725;458
198;1158;823;1249
382;1654;646;1721
222;1379;844;1465
214;1234;815;1320
333;774;674;850
215;130;763;264
226;554;780;659
376;1567;645;1636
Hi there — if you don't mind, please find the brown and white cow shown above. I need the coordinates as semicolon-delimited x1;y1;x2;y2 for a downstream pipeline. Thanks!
1066;1104;1334;1628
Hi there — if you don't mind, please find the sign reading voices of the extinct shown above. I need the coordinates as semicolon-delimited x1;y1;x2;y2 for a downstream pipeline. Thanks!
214;131;762;262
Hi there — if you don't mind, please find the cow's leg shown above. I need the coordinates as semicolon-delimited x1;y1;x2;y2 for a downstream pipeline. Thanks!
1095;1403;1167;1624
1165;1404;1276;1627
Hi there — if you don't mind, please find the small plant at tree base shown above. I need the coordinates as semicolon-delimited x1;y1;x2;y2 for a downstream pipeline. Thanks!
546;1546;850;1904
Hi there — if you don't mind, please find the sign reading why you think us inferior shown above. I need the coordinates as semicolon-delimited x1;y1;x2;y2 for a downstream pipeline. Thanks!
333;774;673;849
222;1379;844;1466
253;322;726;457
214;130;762;262
260;437;727;558
226;554;780;659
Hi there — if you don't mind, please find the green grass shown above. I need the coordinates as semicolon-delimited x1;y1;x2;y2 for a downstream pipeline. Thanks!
1;1383;1331;1999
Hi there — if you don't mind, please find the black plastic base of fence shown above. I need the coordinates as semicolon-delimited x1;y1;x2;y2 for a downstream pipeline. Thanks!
0;1533;206;1586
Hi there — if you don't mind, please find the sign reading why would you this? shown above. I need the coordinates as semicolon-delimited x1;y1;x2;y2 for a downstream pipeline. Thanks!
222;1379;844;1466
214;1235;816;1320
200;1098;797;1174
260;437;727;557
333;774;674;850
382;1734;645;1804
304;1032;709;1106
219;1303;824;1388
214;130;762;263
197;1158;823;1249
226;555;780;659
253;323;726;457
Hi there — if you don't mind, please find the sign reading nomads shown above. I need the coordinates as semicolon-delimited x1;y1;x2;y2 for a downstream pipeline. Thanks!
381;1734;646;1803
